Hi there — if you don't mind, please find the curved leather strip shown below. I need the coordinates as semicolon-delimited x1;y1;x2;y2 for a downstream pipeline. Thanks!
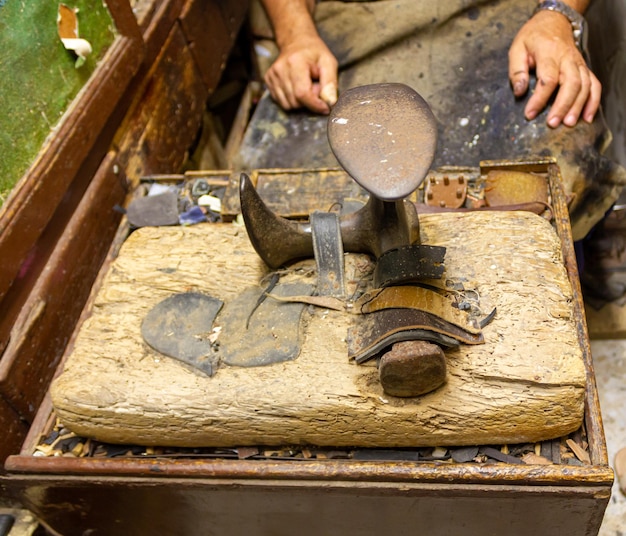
351;329;459;364
374;244;446;288
347;308;484;363
354;285;481;334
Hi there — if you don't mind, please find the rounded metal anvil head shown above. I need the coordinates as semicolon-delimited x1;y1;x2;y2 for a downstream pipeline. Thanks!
328;83;438;201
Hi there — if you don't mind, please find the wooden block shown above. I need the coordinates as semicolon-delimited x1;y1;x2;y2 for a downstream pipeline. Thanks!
50;211;587;448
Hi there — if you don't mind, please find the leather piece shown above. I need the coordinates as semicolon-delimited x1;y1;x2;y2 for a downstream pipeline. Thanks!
351;328;459;364
373;244;446;288
141;292;223;376
354;285;481;334
484;170;549;207
217;282;314;367
348;307;483;363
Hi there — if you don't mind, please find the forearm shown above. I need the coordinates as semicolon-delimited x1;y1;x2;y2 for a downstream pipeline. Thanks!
260;0;318;49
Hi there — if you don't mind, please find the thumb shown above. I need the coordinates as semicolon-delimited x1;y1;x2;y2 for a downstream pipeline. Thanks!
318;56;339;106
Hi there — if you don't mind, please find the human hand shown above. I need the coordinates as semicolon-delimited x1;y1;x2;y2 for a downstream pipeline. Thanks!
264;34;339;115
508;10;601;128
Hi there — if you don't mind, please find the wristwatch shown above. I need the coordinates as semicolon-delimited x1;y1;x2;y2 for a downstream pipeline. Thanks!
533;0;587;50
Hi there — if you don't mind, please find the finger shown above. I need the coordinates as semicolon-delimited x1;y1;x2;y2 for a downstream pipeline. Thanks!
291;59;329;114
320;82;338;107
508;39;530;96
545;57;583;127
582;72;602;123
562;65;591;127
524;57;560;121
264;70;294;110
318;55;339;107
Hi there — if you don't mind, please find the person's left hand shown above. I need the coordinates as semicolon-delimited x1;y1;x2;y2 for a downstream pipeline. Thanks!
508;10;601;128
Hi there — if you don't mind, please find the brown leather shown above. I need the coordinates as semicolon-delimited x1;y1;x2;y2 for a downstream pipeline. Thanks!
348;307;484;363
354;285;481;334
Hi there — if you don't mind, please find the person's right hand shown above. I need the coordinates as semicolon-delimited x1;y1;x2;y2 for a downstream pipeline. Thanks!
264;33;339;115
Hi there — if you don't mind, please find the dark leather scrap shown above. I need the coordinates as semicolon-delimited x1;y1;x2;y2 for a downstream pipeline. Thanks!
348;308;484;364
373;244;446;288
141;292;223;376
217;281;314;367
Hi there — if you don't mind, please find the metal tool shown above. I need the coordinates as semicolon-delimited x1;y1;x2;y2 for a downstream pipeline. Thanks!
240;83;451;397
240;83;437;268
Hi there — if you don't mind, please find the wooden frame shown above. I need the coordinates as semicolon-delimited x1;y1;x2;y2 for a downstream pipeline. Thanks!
2;159;614;535
0;0;142;416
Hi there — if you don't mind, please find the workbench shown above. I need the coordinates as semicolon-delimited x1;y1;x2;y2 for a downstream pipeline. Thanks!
3;160;614;535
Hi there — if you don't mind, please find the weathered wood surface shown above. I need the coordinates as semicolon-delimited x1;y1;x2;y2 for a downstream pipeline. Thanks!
51;211;587;447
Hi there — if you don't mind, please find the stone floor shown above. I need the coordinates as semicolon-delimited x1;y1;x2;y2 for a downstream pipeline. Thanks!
592;339;626;536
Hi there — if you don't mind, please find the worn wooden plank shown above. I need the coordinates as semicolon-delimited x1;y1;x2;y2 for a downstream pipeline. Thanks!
0;152;127;421
179;0;244;94
221;168;369;219
114;25;208;185
141;0;186;66
1;467;611;536
50;211;587;448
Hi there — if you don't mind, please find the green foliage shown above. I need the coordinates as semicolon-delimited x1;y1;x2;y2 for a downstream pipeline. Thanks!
0;1;117;205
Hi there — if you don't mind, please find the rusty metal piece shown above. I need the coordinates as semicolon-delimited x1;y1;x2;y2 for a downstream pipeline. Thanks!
484;170;549;207
379;341;447;397
239;173;420;268
240;84;443;269
328;83;438;201
424;173;468;208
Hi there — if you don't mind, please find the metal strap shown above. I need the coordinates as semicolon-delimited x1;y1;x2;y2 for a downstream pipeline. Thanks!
311;211;346;297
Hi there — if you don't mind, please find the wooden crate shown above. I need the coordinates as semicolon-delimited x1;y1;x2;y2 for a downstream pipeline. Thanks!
2;159;614;535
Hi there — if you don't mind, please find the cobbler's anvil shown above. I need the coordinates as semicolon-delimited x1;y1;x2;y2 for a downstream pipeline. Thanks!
240;83;449;397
